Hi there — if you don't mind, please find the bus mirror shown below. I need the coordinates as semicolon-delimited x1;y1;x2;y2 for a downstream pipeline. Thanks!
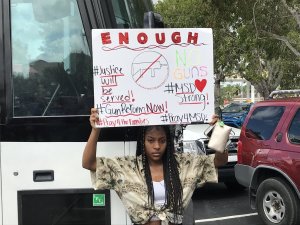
144;11;164;28
32;0;71;23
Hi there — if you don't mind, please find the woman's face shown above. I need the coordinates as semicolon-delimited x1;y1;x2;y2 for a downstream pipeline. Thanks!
144;126;167;164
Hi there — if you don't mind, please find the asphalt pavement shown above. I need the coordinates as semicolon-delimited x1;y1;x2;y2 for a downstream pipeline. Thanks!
191;183;265;225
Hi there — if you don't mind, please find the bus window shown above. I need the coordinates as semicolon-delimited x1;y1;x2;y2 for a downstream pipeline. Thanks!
11;0;93;117
112;0;153;28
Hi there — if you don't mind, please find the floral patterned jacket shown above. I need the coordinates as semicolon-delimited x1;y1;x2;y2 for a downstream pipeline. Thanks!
91;152;217;224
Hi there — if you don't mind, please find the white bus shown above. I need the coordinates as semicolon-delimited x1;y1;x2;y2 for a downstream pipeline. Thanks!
0;1;162;224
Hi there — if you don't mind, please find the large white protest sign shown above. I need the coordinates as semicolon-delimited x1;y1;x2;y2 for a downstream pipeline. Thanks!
92;28;214;127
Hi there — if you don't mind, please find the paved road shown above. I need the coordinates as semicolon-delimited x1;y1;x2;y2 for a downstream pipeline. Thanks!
191;183;265;225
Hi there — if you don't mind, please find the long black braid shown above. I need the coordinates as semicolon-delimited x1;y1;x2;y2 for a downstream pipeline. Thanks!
135;125;183;221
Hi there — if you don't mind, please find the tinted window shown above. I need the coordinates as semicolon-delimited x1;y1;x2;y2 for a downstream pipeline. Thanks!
288;109;300;145
11;0;93;117
245;106;285;140
18;189;110;225
112;0;153;28
222;103;251;113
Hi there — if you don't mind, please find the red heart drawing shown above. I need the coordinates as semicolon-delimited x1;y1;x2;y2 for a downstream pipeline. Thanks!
195;79;207;92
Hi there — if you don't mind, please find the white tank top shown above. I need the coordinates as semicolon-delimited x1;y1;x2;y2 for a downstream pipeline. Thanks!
153;180;166;206
151;180;166;221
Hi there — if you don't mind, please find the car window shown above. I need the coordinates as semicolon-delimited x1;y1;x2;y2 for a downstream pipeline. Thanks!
288;109;300;145
245;106;285;140
222;103;250;113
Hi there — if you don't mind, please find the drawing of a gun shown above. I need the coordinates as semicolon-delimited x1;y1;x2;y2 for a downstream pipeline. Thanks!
132;61;167;80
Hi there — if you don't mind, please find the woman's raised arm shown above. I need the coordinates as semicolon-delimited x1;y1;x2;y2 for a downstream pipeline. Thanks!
82;108;100;171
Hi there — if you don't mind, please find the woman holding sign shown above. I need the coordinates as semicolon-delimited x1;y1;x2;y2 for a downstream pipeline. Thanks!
82;108;228;225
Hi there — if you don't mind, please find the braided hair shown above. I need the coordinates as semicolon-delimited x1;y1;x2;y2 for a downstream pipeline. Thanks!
135;125;183;221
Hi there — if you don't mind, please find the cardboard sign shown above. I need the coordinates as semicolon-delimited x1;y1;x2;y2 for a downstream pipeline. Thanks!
92;28;214;127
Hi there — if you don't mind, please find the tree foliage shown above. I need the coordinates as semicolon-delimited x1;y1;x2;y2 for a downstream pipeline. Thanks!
234;0;300;98
155;0;245;106
155;0;300;101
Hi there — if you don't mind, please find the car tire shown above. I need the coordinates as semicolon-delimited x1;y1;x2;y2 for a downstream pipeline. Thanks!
256;177;300;225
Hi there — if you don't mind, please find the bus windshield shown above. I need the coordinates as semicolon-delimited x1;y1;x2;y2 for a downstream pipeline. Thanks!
10;0;153;117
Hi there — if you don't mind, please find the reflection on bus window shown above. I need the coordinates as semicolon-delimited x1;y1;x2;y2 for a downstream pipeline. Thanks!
111;0;153;28
11;0;93;117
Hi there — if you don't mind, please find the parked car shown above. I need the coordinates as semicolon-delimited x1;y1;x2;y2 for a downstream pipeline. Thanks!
235;90;300;225
221;102;252;128
175;123;244;190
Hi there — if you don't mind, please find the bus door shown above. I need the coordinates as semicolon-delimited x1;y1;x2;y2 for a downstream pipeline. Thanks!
0;0;7;224
0;0;157;224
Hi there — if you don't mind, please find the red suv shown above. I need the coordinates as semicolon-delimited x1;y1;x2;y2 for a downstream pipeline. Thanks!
235;90;300;225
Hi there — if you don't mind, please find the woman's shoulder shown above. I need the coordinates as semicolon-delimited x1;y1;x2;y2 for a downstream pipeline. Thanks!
175;151;201;157
97;155;137;166
98;155;135;160
175;152;209;162
115;155;136;161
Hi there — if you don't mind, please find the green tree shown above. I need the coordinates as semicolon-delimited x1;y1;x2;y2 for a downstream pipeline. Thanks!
155;0;300;100
220;84;243;106
234;0;300;97
155;0;244;107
